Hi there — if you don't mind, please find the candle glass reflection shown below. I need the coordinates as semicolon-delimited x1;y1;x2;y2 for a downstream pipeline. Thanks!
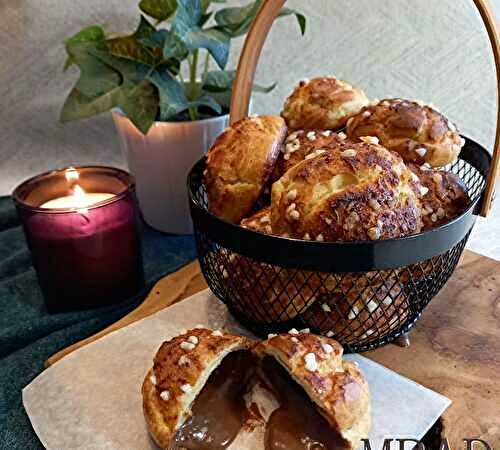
13;166;145;312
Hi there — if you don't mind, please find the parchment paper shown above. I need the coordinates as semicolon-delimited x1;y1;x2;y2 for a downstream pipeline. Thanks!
23;289;451;450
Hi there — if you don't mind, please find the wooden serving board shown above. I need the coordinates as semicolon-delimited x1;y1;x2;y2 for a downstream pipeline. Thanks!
46;250;500;448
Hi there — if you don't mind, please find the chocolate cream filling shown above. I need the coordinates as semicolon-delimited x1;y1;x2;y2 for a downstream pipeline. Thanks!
262;356;350;450
170;352;349;450
171;350;256;450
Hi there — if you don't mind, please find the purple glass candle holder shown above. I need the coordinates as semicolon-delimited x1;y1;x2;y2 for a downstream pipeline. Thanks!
13;166;145;313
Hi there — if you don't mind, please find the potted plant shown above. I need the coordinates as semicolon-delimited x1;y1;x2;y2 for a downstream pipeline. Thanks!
60;0;305;233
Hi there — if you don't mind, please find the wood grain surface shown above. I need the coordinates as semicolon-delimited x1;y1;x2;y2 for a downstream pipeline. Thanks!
46;251;500;447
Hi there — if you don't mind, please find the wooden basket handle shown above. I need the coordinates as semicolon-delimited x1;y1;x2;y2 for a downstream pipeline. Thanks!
230;0;500;217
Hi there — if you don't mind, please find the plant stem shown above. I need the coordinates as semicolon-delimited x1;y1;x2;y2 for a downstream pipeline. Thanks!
202;50;210;82
188;49;199;121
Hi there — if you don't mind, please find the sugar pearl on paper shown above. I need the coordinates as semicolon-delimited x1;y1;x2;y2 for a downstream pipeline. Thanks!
181;384;192;393
326;331;334;337
300;328;310;333
322;303;332;312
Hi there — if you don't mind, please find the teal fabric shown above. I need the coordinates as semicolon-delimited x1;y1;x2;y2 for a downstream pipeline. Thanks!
0;196;196;449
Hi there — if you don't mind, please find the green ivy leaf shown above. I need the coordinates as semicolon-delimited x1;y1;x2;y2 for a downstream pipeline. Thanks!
279;8;306;35
63;25;106;71
106;16;160;65
163;30;189;60
138;0;177;22
213;1;260;37
148;69;220;120
201;0;226;12
60;86;122;122
89;47;152;85
140;29;169;48
202;69;276;93
115;80;159;134
214;1;306;37
133;15;157;39
148;69;192;120
189;95;222;115
65;41;121;98
171;0;230;69
183;28;229;69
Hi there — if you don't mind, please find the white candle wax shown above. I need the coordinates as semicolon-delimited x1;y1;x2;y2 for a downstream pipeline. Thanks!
41;192;115;209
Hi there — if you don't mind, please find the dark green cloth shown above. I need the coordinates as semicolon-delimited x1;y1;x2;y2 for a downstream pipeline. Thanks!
0;196;196;449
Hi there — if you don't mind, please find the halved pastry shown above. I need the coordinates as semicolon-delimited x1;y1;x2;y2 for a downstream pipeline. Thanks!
346;99;464;167
272;129;349;181
205;115;287;224
142;328;255;449
281;77;369;130
271;139;424;241
257;332;371;449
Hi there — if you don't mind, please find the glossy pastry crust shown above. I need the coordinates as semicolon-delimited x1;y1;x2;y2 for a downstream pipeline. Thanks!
273;129;349;181
409;164;470;230
346;99;464;167
271;139;423;241
281;77;369;131
205;115;287;223
142;328;253;449
257;332;371;449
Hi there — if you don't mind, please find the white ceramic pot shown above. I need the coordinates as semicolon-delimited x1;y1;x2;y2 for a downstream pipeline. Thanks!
112;110;229;234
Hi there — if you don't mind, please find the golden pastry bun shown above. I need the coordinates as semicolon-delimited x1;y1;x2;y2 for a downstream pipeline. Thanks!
142;328;253;449
257;332;371;448
409;164;470;230
346;99;464;167
205;115;287;223
273;129;350;181
271;139;423;241
281;77;369;131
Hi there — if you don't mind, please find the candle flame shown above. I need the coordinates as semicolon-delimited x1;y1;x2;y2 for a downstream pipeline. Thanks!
72;185;89;214
65;167;79;182
73;184;86;198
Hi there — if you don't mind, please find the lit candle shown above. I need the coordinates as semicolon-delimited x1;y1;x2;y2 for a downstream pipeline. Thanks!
13;166;144;312
40;186;115;209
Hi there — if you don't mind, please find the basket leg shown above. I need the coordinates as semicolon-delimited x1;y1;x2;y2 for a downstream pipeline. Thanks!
394;332;411;348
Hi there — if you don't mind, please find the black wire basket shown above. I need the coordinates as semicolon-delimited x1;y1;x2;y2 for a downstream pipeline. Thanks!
188;137;491;353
